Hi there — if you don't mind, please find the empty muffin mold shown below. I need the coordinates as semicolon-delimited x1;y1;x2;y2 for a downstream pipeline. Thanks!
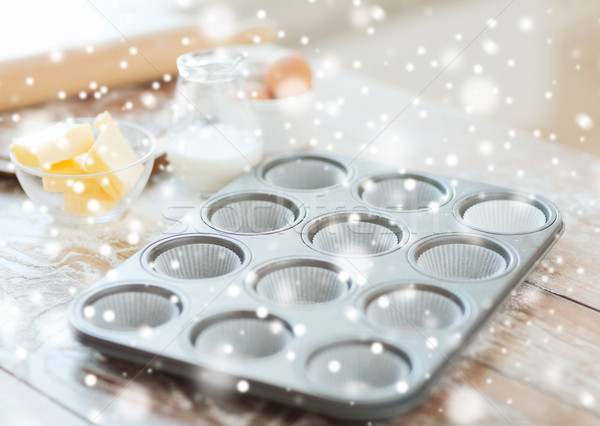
143;234;249;280
304;212;408;256
203;192;305;234
70;152;563;420
190;311;293;360
455;191;554;234
305;340;412;399
363;283;466;332
259;153;350;190
81;284;183;331
411;234;513;280
357;173;451;211
247;258;352;304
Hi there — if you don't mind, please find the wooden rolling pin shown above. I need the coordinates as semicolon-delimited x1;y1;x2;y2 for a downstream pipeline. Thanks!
0;22;278;112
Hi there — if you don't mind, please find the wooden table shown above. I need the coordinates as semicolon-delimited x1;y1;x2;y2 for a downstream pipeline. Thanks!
1;73;599;425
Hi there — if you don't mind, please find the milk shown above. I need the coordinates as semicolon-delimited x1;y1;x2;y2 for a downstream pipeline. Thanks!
167;123;263;193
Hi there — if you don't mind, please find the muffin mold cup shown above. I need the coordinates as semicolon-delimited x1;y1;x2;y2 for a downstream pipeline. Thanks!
301;337;416;402
454;190;556;234
201;191;306;235
188;310;295;362
245;257;354;306
357;281;474;335
257;152;353;191
141;233;251;281
355;172;453;212
69;153;564;420
302;211;409;257
69;281;190;351
409;233;517;282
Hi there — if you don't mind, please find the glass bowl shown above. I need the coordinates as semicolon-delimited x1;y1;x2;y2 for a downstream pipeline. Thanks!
10;118;156;226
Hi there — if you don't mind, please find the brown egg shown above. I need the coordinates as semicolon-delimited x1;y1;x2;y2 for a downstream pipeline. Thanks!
264;50;312;98
246;79;273;100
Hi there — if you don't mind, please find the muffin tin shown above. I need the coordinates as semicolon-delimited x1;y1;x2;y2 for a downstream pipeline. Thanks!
69;152;564;420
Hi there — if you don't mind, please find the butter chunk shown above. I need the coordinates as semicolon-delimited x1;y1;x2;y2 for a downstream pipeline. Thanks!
63;178;117;217
42;155;87;192
85;112;143;200
10;122;95;168
94;111;114;132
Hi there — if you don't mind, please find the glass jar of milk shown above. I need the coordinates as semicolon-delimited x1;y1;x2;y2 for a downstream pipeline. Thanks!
167;48;263;193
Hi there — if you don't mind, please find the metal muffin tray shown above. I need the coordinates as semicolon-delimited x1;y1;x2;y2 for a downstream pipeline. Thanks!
69;152;564;420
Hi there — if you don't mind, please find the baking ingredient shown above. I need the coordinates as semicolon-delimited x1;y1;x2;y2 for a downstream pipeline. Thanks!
168;48;263;193
13;110;145;219
10;122;94;168
63;177;117;216
94;111;114;131
264;51;312;98
246;79;273;100
167;124;262;193
84;111;143;200
42;155;87;191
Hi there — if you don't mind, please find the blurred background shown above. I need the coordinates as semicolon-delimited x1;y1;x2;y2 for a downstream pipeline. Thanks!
1;0;599;154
